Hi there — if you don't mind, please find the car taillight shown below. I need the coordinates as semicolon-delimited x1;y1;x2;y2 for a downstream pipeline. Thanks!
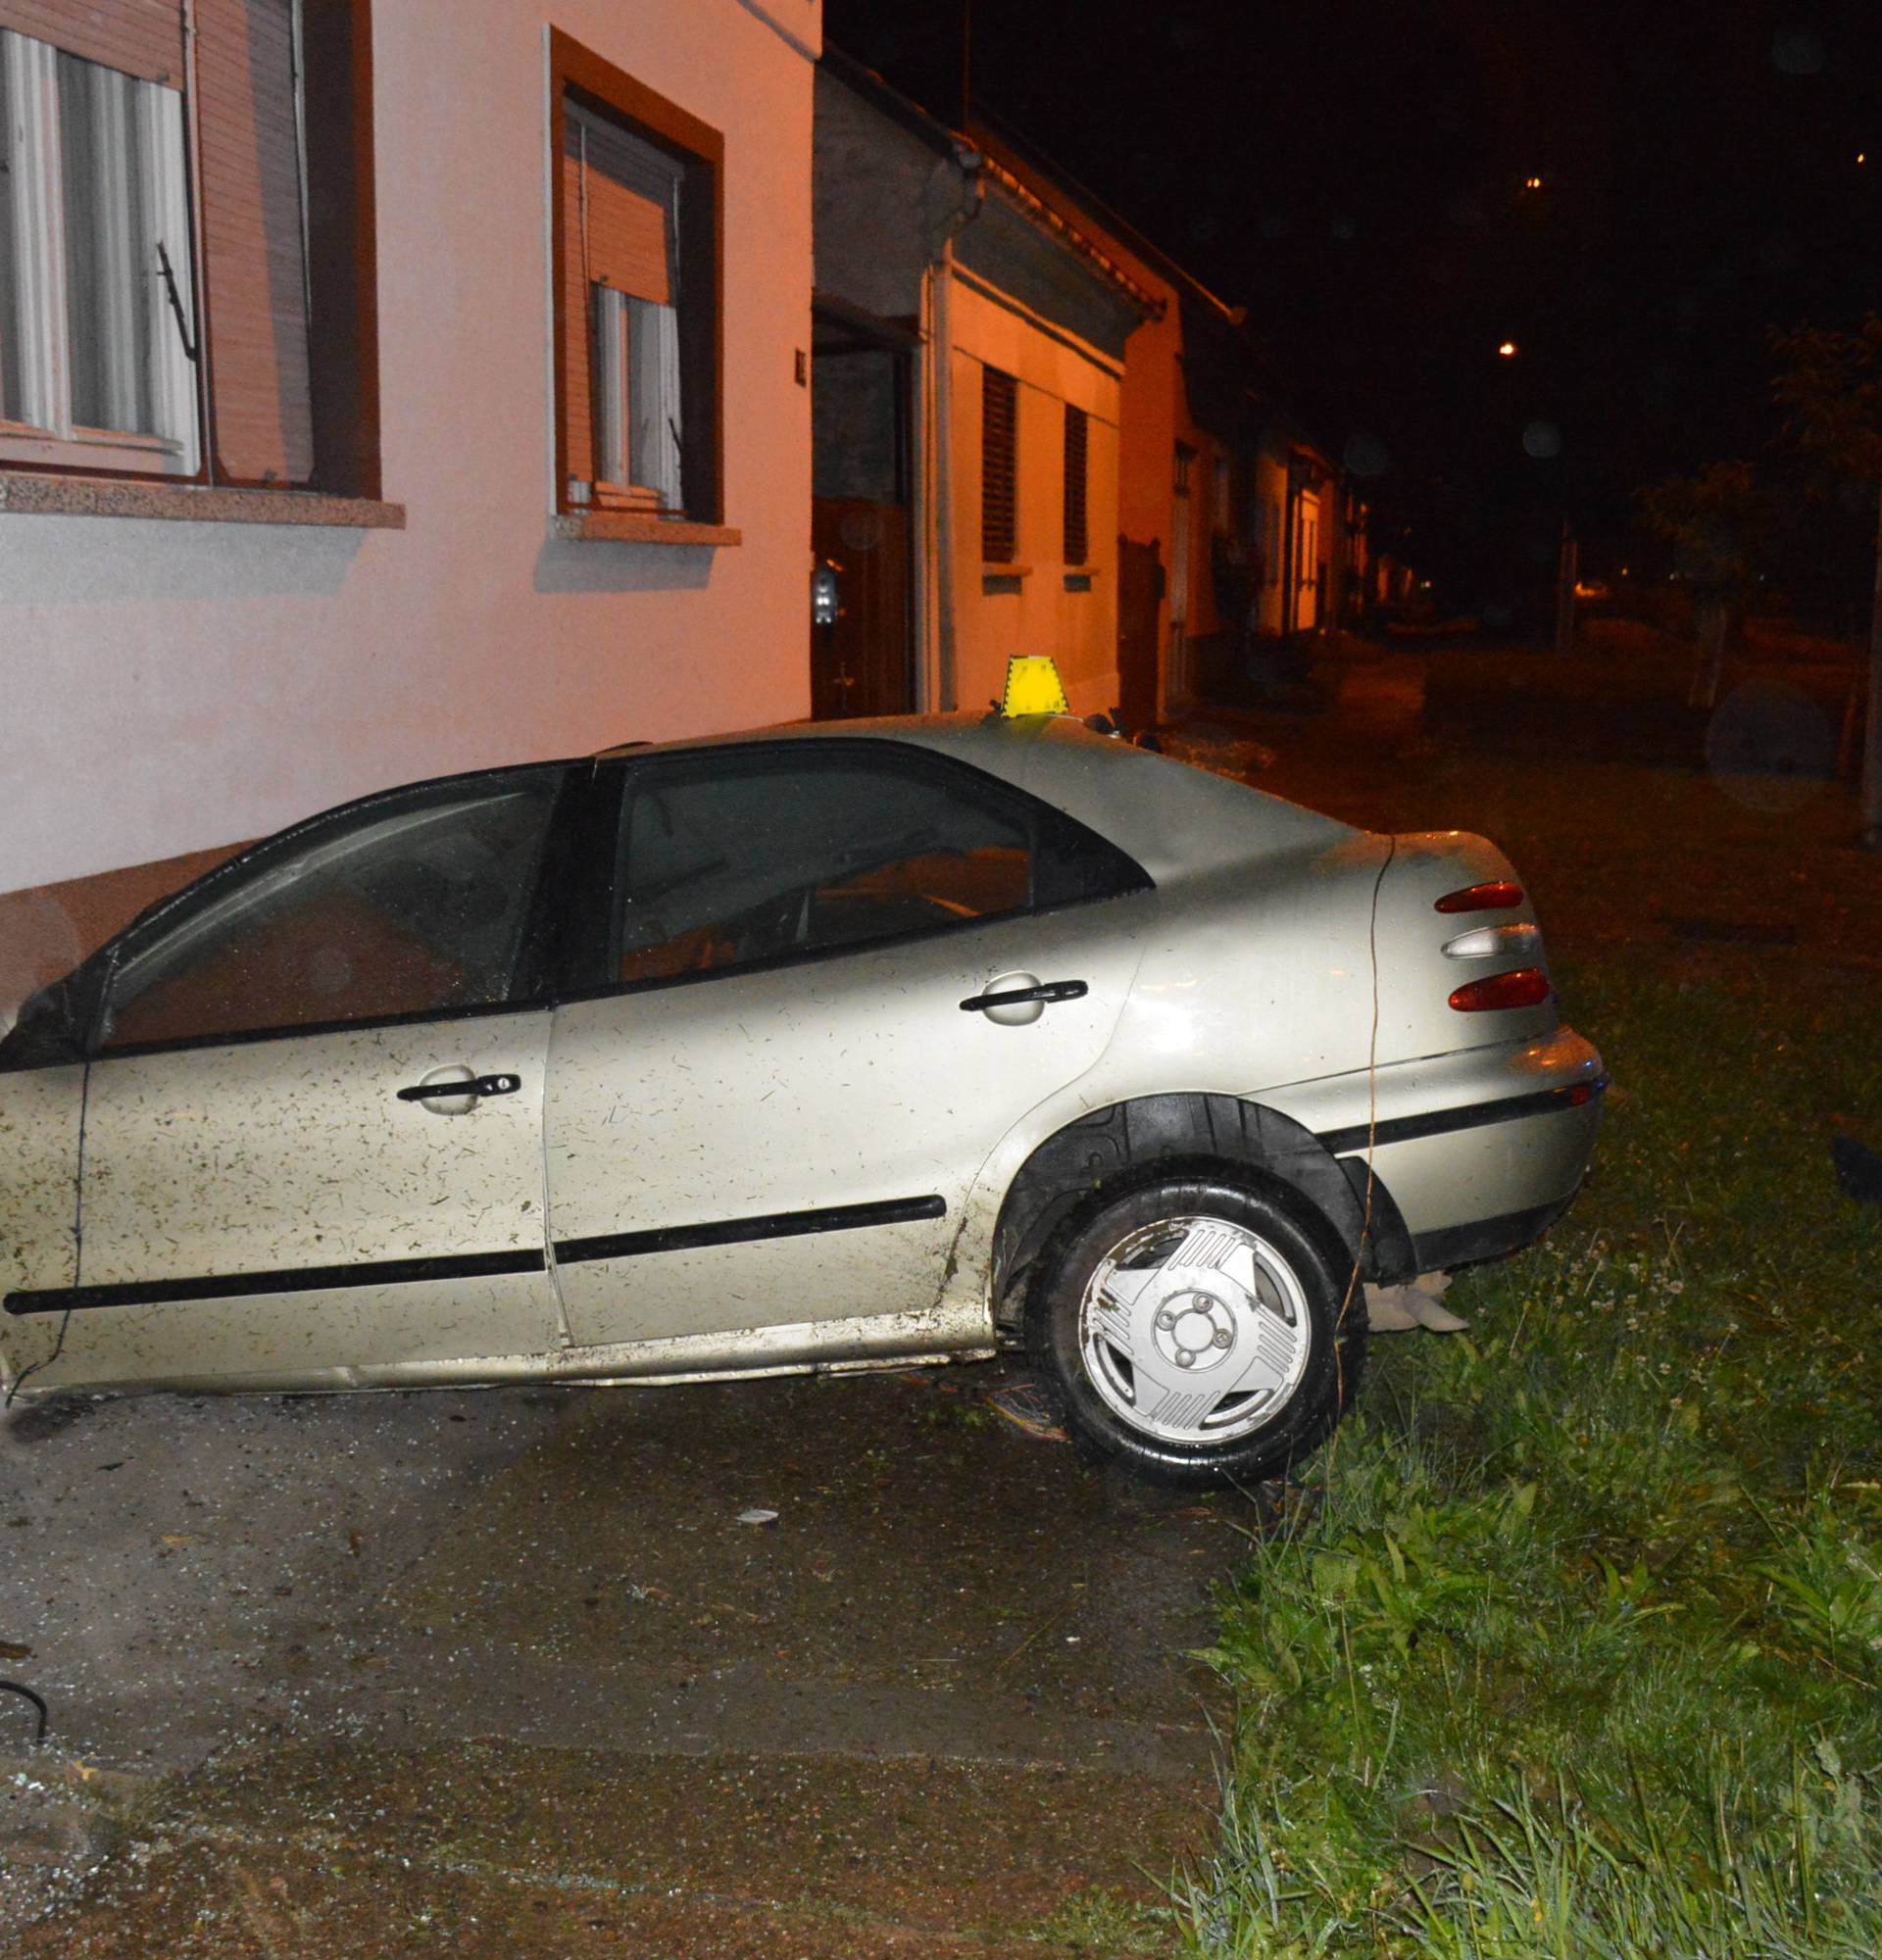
1435;880;1524;913
1449;967;1550;1012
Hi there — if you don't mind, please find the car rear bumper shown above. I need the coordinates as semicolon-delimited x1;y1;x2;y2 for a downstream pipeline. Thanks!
1261;1027;1606;1259
1411;1192;1579;1271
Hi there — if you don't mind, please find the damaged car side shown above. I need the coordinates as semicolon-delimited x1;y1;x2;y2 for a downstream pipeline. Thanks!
0;711;1604;1486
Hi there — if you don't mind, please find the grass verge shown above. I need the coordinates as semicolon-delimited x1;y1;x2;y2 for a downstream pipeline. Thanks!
1181;955;1882;1957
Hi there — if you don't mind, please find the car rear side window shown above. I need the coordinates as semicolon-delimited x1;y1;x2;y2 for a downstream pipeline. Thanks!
100;773;564;1050
607;746;1145;986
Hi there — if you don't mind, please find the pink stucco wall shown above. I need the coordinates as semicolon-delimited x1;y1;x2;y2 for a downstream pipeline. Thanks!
0;0;819;899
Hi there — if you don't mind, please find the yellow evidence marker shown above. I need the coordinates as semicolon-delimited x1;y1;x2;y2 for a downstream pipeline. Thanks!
1001;655;1070;717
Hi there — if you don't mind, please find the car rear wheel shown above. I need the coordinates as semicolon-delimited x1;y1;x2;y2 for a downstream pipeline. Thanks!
1026;1176;1364;1487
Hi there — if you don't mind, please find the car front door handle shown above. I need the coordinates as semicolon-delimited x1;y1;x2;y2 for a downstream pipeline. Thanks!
395;1071;522;1104
959;979;1088;1014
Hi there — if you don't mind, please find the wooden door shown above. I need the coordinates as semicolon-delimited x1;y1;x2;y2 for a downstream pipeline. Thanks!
811;333;914;718
811;498;913;718
1295;488;1322;632
1168;446;1195;701
1116;535;1164;732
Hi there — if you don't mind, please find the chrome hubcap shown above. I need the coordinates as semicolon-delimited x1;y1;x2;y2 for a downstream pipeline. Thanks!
1077;1215;1312;1446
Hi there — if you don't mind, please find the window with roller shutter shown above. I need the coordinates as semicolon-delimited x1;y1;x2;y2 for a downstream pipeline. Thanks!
1062;402;1088;567
981;365;1016;564
552;30;722;527
0;0;378;496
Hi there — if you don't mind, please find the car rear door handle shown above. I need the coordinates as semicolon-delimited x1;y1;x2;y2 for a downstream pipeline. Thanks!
960;979;1088;1014
395;1072;522;1103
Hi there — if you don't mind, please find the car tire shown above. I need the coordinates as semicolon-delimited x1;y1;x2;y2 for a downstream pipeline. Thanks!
1025;1174;1364;1488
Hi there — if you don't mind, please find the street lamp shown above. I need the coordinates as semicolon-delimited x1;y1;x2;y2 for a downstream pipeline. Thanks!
1498;340;1518;359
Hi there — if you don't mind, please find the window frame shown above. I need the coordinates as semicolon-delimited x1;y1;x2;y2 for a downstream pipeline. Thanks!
980;363;1018;564
0;27;201;478
549;29;722;528
558;739;1153;1005
80;760;579;1062
0;2;381;502
1062;401;1089;567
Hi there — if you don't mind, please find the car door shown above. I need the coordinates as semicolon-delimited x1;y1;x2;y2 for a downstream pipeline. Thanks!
30;767;572;1393
0;990;87;1395
542;740;1152;1356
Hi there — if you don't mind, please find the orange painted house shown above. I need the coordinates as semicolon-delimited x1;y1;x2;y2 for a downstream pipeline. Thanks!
968;115;1373;724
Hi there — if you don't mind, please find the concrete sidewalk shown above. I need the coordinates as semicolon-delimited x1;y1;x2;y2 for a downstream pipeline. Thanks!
2;1363;1246;1952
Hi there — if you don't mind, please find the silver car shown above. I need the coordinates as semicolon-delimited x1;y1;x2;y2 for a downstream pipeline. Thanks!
0;712;1604;1485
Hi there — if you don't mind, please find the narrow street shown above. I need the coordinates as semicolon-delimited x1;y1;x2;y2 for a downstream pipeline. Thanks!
3;1363;1235;1955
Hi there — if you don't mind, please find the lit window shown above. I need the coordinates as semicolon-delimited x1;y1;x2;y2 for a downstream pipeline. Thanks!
0;30;198;475
554;34;722;525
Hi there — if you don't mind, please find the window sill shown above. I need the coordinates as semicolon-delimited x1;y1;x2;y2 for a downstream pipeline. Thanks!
0;473;406;529
553;512;742;547
981;562;1032;577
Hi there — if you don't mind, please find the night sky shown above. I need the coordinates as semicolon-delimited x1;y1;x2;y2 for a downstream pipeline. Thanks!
825;0;1882;607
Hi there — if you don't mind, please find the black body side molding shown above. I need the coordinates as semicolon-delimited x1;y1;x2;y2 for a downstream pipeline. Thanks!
5;1249;545;1318
554;1195;947;1266
1316;1079;1607;1156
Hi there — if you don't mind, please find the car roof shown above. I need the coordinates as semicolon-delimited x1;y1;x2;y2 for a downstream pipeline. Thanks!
599;711;1360;881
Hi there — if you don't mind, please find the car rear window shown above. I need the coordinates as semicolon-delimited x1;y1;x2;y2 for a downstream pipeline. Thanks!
607;745;1145;986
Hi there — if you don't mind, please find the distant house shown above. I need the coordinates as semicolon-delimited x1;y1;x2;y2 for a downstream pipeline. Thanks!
970;116;1369;721
811;50;1156;722
0;0;821;1017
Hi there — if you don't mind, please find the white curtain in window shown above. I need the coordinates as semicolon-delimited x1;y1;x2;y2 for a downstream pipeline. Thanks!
0;25;195;463
60;51;156;433
591;282;626;492
588;285;682;512
0;33;25;421
627;292;680;510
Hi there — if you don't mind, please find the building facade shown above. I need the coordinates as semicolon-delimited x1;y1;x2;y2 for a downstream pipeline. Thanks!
1;0;820;1019
811;53;1151;724
973;117;1368;722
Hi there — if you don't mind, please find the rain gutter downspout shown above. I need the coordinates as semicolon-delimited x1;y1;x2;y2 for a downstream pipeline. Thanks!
930;145;983;712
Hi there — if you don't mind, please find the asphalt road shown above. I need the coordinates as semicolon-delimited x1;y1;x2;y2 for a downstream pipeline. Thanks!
1;1361;1249;1954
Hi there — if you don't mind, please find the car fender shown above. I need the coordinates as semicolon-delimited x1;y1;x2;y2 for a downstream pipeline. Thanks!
955;1092;1417;1335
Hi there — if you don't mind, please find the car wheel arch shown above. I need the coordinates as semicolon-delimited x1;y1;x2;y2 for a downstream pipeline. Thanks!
989;1092;1416;1334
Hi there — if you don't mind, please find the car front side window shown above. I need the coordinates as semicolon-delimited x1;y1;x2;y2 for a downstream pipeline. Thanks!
100;773;564;1051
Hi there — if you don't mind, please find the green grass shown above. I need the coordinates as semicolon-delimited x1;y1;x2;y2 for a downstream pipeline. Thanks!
1180;956;1882;1957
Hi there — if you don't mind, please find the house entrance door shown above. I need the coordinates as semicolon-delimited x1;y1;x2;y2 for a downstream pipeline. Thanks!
1295;487;1323;632
1168;445;1195;703
1116;536;1164;730
811;309;916;717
